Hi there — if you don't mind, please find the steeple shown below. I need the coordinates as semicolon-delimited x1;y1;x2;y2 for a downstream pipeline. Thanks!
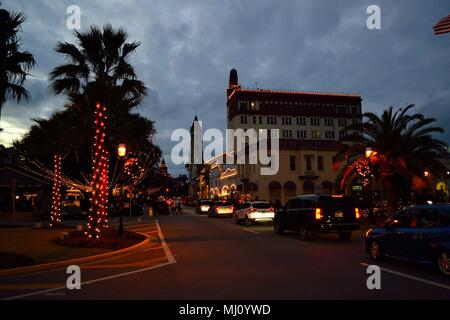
160;158;168;176
229;68;238;86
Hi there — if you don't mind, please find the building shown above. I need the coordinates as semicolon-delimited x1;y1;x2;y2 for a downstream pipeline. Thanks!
226;68;362;205
187;116;209;199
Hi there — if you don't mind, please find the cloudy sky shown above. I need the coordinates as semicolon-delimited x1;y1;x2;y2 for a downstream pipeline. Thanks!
2;0;450;176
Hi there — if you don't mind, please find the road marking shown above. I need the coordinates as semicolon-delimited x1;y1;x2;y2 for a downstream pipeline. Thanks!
242;228;259;234
2;261;174;300
156;219;176;264
360;263;450;291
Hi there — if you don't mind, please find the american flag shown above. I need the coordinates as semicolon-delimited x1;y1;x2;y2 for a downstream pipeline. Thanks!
433;14;450;35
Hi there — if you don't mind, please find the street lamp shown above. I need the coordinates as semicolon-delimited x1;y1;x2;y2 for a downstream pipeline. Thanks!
365;147;377;158
117;143;127;237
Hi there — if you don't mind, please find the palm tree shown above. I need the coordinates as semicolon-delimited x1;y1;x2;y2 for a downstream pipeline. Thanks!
49;24;147;112
0;9;36;129
336;105;448;215
49;25;147;238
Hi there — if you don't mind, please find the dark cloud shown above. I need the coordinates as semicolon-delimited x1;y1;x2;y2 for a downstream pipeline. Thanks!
2;0;450;176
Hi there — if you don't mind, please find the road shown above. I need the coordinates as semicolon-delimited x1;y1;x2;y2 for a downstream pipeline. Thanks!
1;207;450;299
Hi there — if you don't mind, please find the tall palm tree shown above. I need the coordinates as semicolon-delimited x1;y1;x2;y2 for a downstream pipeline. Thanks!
49;24;147;112
0;9;36;129
49;25;147;237
336;105;448;215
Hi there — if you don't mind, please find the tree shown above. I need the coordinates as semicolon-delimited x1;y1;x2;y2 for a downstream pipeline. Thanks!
336;105;448;215
0;8;36;128
48;25;148;238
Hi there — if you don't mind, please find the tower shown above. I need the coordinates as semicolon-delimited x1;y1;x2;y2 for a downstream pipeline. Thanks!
160;158;168;176
226;68;240;98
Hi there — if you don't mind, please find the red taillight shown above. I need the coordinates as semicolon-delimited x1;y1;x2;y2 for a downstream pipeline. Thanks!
269;207;274;212
315;208;322;220
231;206;234;211
250;207;256;212
216;207;219;212
355;207;360;219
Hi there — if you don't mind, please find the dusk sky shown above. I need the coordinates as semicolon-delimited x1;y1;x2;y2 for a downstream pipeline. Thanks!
2;0;450;176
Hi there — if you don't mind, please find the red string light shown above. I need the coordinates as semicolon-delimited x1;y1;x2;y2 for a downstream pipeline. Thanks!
86;103;110;239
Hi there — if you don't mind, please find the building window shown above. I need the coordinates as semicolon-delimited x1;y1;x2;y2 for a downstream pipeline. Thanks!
337;106;346;114
267;116;277;125
253;116;256;124
305;155;314;171
324;118;334;126
240;115;248;124
325;130;335;140
290;156;296;171
297;130;307;139
282;130;293;138
311;130;321;139
282;117;292;125
259;116;262;124
239;102;247;111
250;101;256;111
310;117;320;126
352;119;359;125
338;118;347;127
351;106;358;114
297;117;306;125
318;156;324;171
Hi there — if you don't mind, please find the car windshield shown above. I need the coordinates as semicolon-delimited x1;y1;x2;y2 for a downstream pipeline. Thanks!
252;203;272;209
217;201;231;206
201;201;212;206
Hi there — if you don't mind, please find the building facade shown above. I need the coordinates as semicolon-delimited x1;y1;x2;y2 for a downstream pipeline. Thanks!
226;68;363;205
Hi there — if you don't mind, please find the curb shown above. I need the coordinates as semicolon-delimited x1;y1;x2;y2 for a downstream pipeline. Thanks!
0;232;153;277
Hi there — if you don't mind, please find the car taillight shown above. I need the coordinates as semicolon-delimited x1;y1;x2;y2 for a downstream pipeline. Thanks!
250;207;256;212
216;207;219;212
269;207;274;212
231;206;234;211
355;207;360;219
315;208;322;220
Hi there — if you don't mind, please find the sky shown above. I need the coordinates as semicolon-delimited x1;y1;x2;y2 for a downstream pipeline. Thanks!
2;0;450;176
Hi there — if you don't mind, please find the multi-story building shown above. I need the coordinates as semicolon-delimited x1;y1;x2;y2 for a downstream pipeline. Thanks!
226;68;362;205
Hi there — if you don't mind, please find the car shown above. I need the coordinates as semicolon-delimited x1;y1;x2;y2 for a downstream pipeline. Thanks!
208;201;234;218
274;194;360;241
365;204;450;276
60;206;88;220
235;201;275;225
196;200;213;215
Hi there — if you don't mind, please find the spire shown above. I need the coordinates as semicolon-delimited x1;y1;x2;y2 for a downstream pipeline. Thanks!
229;68;238;86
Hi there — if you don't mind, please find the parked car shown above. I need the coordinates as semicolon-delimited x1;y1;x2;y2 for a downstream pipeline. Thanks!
274;194;360;241
196;200;213;215
365;204;450;275
60;206;88;220
208;201;234;218
235;201;275;225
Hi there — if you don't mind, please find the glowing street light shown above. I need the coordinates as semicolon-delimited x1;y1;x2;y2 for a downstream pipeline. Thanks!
118;143;127;158
365;147;377;158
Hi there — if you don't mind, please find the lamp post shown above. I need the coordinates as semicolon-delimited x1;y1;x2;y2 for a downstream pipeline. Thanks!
117;143;127;237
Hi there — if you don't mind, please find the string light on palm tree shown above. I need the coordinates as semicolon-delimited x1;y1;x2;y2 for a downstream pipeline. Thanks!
50;154;62;227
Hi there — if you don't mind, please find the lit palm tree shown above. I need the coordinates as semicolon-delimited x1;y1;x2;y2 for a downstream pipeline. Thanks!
49;25;147;238
0;9;36;129
336;105;448;215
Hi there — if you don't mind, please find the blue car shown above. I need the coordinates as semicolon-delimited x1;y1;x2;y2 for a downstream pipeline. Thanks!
365;205;450;275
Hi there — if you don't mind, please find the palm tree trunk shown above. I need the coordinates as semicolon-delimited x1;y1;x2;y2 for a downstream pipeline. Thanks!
382;176;399;217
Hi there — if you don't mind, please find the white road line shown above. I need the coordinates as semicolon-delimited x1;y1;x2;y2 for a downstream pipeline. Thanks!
156;219;176;263
360;263;450;291
2;261;174;300
2;220;176;300
242;228;259;234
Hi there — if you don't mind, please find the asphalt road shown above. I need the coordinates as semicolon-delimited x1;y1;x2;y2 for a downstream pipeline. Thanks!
1;207;450;300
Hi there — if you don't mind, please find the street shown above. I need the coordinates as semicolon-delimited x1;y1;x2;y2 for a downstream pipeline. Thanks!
1;207;450;300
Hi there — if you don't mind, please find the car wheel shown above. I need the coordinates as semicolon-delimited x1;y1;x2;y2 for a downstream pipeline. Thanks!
299;223;311;241
369;241;383;260
338;231;352;240
245;216;252;226
274;220;284;234
234;214;240;225
437;252;450;276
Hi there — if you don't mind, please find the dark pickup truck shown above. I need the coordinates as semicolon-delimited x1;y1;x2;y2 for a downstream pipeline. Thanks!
274;194;361;241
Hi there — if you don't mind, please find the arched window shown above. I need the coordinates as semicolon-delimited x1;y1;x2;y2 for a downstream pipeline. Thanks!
269;181;282;204
283;181;297;202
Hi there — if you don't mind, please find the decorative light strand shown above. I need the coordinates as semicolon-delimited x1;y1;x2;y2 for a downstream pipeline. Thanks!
50;154;62;227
